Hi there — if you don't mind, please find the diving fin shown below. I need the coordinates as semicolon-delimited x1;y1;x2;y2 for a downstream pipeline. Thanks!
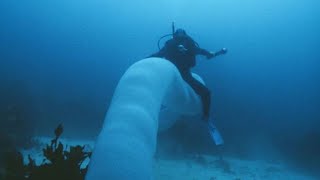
208;120;224;145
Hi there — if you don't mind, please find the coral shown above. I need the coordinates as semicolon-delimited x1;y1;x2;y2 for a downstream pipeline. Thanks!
2;124;92;180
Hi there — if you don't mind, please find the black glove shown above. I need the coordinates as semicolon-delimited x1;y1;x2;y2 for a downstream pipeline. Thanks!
206;51;215;59
221;48;228;54
217;48;228;56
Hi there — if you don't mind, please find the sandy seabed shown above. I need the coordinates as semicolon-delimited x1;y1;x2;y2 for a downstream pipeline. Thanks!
20;137;316;180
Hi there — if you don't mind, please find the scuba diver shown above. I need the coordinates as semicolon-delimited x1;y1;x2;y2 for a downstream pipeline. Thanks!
149;27;227;120
149;24;227;145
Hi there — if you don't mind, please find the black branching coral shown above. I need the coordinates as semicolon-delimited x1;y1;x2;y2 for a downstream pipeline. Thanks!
2;124;92;180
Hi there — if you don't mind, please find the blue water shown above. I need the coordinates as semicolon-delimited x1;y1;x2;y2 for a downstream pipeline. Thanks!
1;0;319;177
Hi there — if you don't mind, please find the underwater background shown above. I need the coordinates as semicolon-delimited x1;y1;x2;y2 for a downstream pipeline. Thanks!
1;0;319;178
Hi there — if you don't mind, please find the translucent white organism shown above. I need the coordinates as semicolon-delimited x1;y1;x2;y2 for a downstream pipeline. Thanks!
86;58;204;180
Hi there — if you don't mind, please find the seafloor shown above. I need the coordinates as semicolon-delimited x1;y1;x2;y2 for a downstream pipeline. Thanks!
20;137;316;180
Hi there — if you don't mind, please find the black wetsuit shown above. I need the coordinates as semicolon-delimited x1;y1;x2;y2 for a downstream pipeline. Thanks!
150;35;212;118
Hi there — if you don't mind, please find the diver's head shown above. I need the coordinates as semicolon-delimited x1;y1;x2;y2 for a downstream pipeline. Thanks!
173;28;187;39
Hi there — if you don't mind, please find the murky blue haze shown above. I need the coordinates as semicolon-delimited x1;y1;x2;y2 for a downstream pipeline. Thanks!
0;0;319;177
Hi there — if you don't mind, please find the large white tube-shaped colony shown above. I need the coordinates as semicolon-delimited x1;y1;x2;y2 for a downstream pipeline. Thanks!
86;58;203;180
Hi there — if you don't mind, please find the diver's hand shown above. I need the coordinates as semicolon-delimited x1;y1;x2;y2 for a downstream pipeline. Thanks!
216;48;228;56
207;48;227;59
206;51;215;59
210;48;228;58
221;48;228;54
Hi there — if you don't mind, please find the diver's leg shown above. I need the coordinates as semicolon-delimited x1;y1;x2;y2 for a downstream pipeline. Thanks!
182;72;211;119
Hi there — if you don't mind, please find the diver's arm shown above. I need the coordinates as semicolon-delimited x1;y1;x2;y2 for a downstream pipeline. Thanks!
197;47;228;59
189;37;214;58
196;48;214;58
214;48;228;57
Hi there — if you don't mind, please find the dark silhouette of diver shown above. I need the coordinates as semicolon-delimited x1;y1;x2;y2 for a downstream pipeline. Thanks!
149;28;227;121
